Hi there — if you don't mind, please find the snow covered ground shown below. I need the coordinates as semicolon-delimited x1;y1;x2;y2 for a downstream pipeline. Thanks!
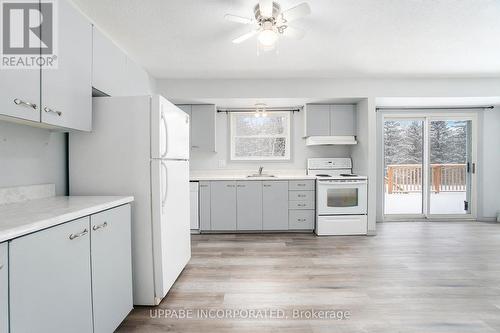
385;192;467;215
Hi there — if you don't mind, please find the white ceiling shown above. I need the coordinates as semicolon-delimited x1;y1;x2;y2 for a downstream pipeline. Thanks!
72;0;500;79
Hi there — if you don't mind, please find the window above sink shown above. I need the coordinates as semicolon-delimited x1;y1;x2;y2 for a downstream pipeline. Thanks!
230;111;291;161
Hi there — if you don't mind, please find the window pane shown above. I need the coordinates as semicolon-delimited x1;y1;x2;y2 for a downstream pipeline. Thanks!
233;114;286;136
234;137;286;158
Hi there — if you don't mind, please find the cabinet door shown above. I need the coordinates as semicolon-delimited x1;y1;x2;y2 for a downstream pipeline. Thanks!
92;26;127;96
9;217;93;333
305;104;330;136
263;181;289;230
330;104;356;136
41;0;92;131
199;181;211;231
191;105;216;151
91;205;133;333
237;181;263;230
211;181;236;230
0;243;7;333
0;68;40;123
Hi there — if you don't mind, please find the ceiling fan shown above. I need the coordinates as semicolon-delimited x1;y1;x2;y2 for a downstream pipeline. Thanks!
224;1;311;48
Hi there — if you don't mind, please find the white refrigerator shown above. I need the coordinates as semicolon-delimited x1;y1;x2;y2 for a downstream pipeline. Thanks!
69;95;191;306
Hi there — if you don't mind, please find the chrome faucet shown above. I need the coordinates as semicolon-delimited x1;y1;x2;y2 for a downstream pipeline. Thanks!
258;166;264;176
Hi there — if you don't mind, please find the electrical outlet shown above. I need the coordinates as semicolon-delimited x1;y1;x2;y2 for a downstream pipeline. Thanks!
218;160;226;168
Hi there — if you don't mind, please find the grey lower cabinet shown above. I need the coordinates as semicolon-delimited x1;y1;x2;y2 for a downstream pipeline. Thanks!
199;181;211;230
0;243;8;333
262;181;289;230
237;181;263;230
211;181;237;231
9;217;94;333
91;205;133;333
200;180;315;232
8;204;132;333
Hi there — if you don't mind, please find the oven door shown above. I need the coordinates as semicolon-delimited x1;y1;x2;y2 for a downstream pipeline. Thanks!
317;180;368;215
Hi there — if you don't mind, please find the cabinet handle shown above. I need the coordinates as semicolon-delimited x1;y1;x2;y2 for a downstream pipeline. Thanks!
237;185;245;187
92;222;108;231
263;184;271;187
297;184;306;187
191;145;200;149
227;185;235;187
69;228;88;240
298;204;306;207
44;106;62;116
14;98;37;110
298;195;306;198
0;264;3;270
200;185;209;188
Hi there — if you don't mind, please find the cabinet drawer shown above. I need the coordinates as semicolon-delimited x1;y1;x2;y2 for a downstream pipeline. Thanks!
289;180;315;191
289;201;315;210
289;210;315;230
289;191;314;201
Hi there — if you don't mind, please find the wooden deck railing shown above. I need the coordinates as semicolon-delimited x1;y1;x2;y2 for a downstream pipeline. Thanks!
386;164;466;194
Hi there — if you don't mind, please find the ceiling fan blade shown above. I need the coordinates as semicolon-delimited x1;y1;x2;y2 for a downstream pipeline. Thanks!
282;26;305;39
281;2;311;22
224;14;253;25
232;30;258;44
259;0;273;17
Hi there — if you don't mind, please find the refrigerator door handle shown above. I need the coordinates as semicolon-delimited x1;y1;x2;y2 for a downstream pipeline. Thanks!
161;161;168;208
161;111;168;158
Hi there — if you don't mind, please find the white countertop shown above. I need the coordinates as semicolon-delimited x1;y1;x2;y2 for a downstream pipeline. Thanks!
190;170;317;181
0;196;134;243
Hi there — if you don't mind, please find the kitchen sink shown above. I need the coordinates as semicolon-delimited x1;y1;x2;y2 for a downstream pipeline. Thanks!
247;174;276;178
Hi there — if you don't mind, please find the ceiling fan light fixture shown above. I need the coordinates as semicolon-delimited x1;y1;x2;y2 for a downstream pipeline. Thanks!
258;21;278;46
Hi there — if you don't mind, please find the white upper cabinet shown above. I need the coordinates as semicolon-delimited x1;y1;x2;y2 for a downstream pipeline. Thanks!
92;26;127;96
41;0;92;131
304;104;357;137
191;104;217;152
0;69;40;123
0;0;92;131
0;243;7;333
330;104;356;136
304;104;330;136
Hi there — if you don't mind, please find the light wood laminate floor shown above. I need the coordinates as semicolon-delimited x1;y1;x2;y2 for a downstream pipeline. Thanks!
118;222;500;333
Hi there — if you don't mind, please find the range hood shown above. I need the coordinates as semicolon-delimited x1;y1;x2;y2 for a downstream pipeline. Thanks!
305;136;357;146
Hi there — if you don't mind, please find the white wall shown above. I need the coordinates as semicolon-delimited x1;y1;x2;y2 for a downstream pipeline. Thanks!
190;110;350;171
351;99;377;234
0;122;67;195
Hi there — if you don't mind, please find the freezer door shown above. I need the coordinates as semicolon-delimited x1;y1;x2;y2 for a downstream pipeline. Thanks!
151;96;190;159
151;160;191;301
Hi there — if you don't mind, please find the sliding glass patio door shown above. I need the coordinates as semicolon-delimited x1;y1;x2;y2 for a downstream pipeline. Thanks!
383;114;476;219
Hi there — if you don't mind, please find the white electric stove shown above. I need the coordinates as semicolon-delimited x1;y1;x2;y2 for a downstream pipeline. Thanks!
307;158;368;236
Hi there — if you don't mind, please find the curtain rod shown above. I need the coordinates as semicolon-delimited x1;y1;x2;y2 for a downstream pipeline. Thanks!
217;107;302;113
376;106;495;111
